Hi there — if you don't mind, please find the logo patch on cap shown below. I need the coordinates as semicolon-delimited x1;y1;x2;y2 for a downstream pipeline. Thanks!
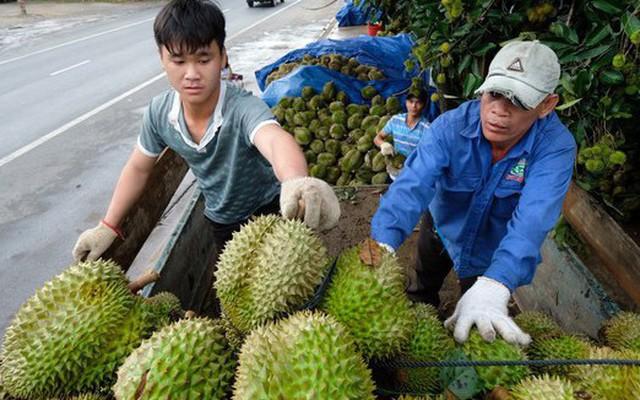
507;58;524;72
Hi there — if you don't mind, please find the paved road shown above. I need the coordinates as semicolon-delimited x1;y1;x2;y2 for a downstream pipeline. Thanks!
0;0;340;335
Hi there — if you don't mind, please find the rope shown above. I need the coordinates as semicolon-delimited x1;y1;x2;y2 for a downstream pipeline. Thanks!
299;257;338;310
372;357;640;368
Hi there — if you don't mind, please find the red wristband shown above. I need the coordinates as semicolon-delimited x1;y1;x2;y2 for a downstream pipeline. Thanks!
101;219;125;240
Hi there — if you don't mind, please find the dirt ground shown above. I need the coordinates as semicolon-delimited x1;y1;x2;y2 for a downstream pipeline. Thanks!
0;0;160;30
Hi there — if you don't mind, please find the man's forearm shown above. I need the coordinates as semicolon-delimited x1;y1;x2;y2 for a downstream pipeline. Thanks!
104;161;153;227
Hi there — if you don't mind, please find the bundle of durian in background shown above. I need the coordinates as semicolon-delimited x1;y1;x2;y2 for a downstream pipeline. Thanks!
272;81;407;186
266;53;386;85
0;260;182;399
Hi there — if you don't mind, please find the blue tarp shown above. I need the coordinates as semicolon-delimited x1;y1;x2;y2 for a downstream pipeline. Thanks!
255;34;418;92
335;0;380;27
261;65;440;122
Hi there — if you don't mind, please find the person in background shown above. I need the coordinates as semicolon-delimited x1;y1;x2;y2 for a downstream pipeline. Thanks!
371;40;576;346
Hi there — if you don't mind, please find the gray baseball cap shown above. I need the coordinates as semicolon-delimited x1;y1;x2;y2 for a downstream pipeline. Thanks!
475;40;560;110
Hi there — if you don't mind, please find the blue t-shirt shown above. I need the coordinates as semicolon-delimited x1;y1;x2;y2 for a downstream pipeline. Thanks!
138;82;280;224
382;113;430;157
372;100;576;291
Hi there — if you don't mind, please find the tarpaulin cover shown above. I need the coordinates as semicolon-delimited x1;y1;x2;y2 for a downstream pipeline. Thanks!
261;65;440;122
255;34;417;92
335;0;380;27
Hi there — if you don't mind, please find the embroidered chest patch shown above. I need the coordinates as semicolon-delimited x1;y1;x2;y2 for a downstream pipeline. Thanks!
505;158;527;183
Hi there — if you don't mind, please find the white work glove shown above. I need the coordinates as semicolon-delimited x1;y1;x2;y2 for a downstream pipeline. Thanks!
280;177;340;231
380;142;395;156
377;242;395;254
72;221;120;263
444;276;531;346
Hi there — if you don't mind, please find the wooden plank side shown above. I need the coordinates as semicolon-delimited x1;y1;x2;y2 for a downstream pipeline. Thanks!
562;182;640;305
102;149;188;270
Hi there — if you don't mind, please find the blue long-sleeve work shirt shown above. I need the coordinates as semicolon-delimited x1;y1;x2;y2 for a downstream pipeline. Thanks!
371;100;576;292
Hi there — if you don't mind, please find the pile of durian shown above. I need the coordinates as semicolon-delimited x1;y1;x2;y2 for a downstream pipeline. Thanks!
1;217;640;399
266;53;386;86
272;81;407;186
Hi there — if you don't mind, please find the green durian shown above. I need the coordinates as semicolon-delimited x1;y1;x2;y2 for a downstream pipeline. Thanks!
396;303;454;394
233;311;376;399
510;374;574;400
67;394;109;400
317;152;337;167
603;312;640;352
215;216;330;333
462;330;530;391
347;114;364;130
371;172;389;185
514;311;564;341
220;312;245;353
322;81;336;101
144;291;183;326
572;346;640;400
301;86;315;100
114;318;236;400
330;123;346;140
310;139;324;154
336;91;348;103
310;164;327;179
346;103;362;116
0;260;144;398
528;335;590;376
293;127;312;145
325;166;341;184
397;396;445;400
385;97;401;114
361;85;378;100
329;100;345;113
292;97;306;111
361;115;380;131
321;242;415;358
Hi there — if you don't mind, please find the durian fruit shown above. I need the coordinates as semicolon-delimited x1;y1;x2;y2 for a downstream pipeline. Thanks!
215;216;330;333
219;312;245;353
462;330;530;392
68;395;109;400
510;374;574;400
603;311;640;352
396;396;445;400
395;303;454;394
321;240;415;359
514;311;564;341
144;291;183;325
114;318;236;400
571;346;640;400
1;260;166;399
528;335;590;376
233;310;376;399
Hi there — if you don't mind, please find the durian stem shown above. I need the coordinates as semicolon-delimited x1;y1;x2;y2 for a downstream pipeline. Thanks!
128;269;160;293
184;310;197;319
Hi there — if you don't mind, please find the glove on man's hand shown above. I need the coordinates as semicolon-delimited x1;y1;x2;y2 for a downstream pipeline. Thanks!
72;221;120;263
280;177;340;231
444;277;531;346
380;142;395;156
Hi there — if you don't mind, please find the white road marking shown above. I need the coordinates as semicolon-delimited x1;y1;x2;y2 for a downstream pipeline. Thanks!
0;18;155;66
0;74;165;168
49;59;91;76
0;1;303;167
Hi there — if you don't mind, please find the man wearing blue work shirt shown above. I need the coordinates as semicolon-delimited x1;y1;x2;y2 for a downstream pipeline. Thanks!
371;41;576;346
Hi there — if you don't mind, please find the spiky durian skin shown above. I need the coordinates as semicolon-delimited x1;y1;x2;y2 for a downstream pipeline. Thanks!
0;260;134;398
603;312;640;352
233;310;376;400
114;318;235;400
396;304;454;394
514;311;564;341
510;374;574;400
396;395;445;400
67;394;108;400
219;312;245;354
462;331;530;391
572;347;640;400
528;335;590;376
215;216;330;333
321;245;415;359
144;291;183;326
